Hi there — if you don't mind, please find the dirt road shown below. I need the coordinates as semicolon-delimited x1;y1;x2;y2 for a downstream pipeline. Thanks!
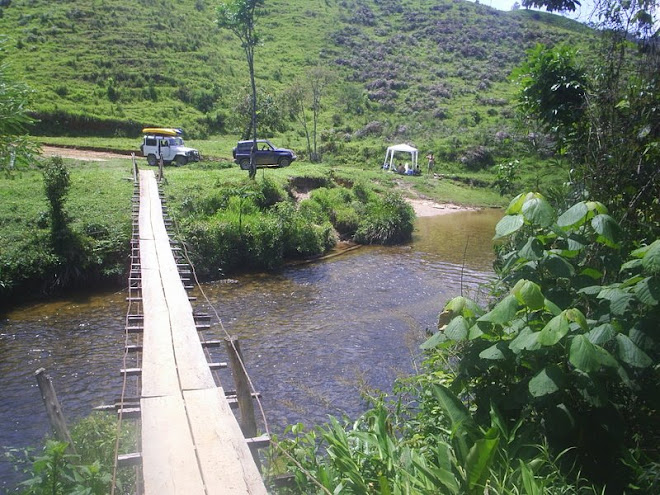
41;145;133;162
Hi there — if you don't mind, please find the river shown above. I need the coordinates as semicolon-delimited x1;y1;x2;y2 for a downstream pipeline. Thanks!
0;208;501;489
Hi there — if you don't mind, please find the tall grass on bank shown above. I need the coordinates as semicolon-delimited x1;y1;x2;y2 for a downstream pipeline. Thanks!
0;158;132;303
169;174;415;278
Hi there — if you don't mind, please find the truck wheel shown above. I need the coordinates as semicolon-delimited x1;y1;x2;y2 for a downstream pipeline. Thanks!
239;158;250;170
147;154;157;166
175;155;187;166
278;157;291;167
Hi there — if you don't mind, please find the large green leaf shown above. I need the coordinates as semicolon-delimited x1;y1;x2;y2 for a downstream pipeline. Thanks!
494;214;524;239
420;330;448;350
478;295;519;325
591;214;621;248
569;335;618;372
513;279;545;310
466;427;499;491
544;298;562;316
580;267;603;280
557;201;588;229
431;385;474;461
564;308;588;331
585;201;607;214
509;327;540;353
597;287;634;315
616;334;652;368
479;342;508;360
444;315;470;341
505;193;528;215
529;365;564;397
579;285;603;296
519;237;544;261
620;258;643;272
538;313;569;346
641;240;660;274
634;276;660;306
543;254;575;278
587;323;616;345
522;196;554;227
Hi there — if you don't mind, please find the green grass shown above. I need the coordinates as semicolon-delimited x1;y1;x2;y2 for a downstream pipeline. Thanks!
0;157;133;301
2;0;594;156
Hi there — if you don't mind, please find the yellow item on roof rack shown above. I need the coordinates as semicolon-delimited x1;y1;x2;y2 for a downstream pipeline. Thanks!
141;127;182;136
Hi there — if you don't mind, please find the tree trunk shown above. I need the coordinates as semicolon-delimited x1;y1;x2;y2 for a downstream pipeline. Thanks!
248;49;258;180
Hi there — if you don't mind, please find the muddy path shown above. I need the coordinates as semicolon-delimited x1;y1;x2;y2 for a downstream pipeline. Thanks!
41;145;133;161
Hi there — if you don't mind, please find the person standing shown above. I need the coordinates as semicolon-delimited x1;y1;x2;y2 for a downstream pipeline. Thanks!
426;152;435;174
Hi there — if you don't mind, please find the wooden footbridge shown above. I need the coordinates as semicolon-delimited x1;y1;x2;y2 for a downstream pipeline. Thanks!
118;168;268;494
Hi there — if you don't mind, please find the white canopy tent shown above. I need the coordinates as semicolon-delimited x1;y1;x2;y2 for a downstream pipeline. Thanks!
383;144;418;172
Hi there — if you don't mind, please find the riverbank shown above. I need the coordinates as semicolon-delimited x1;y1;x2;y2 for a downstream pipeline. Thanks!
406;198;479;217
0;151;506;305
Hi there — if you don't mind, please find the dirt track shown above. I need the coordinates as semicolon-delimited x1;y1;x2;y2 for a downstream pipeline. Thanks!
41;145;133;161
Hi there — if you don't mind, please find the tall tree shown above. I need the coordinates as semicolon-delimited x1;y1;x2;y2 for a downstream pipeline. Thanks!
307;67;332;162
514;0;659;240
217;0;264;179
283;81;313;160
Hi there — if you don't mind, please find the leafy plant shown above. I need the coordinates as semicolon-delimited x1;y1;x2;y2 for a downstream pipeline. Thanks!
7;412;135;495
422;192;659;490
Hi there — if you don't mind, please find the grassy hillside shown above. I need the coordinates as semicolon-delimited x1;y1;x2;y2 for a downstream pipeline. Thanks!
0;0;594;160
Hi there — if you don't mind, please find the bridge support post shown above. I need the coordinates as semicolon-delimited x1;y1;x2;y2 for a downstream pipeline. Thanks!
35;368;76;454
224;337;258;437
224;336;262;470
132;153;138;182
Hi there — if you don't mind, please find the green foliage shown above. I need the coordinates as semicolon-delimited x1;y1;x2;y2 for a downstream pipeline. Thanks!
7;413;135;495
175;175;412;276
513;4;659;239
42;156;70;228
354;192;415;245
0;157;132;302
513;44;588;143
422;192;659;490
0;39;38;174
268;393;602;494
494;160;520;196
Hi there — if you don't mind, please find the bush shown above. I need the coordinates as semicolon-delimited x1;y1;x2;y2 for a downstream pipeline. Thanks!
7;413;135;495
276;202;335;257
354;192;415;245
421;192;659;491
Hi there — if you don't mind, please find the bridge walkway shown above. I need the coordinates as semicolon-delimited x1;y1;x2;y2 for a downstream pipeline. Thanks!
135;169;267;494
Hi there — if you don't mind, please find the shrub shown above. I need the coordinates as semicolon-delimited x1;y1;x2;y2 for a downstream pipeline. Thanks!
354;192;415;245
7;412;135;495
254;176;287;208
276;202;335;257
421;192;659;491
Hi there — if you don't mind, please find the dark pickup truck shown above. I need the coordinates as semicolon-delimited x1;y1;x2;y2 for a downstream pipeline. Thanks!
232;139;297;169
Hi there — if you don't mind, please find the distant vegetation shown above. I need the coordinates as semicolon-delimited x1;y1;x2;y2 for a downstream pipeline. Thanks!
0;0;593;164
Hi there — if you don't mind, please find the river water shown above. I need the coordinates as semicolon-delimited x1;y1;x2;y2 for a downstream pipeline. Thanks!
0;208;501;489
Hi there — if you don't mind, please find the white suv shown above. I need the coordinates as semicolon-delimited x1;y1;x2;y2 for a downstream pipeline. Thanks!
140;132;200;166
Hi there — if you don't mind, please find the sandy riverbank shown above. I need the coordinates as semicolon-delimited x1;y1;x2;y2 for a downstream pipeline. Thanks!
407;198;479;217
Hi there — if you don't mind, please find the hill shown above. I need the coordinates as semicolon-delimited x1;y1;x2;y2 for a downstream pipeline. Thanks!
0;0;594;160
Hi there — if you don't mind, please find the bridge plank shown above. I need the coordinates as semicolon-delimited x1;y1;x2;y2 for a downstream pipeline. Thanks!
184;388;268;494
137;170;267;494
139;181;179;397
141;395;205;494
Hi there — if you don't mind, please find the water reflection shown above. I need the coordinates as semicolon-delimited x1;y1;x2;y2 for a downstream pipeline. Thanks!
0;208;501;489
